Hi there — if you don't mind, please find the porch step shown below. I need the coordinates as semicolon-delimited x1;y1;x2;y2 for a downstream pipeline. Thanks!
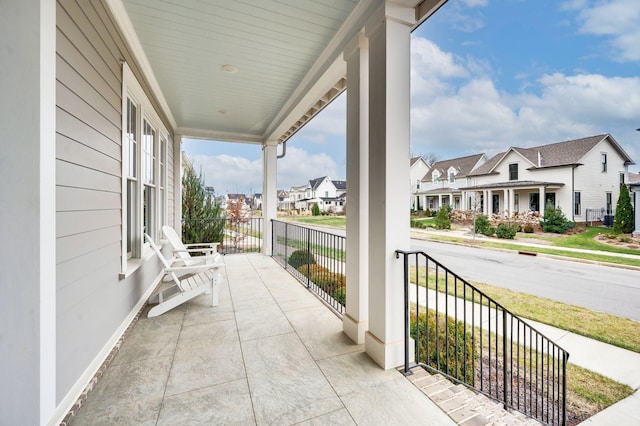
406;367;541;426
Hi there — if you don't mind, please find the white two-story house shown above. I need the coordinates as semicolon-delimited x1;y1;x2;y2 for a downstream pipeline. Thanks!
414;154;487;211
409;156;429;210
461;134;635;221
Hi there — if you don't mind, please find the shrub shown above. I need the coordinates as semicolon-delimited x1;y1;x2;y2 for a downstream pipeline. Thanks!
411;310;476;386
288;250;316;270
495;223;518;239
614;183;634;234
474;215;494;236
425;208;432;217
539;202;575;233
311;203;321;216
523;224;534;233
297;264;346;305
434;206;451;230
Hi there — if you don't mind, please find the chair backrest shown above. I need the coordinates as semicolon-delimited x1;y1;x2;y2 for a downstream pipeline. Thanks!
145;233;180;285
162;225;196;266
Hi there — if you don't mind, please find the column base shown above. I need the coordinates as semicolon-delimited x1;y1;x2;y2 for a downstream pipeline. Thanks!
364;331;412;370
343;313;368;345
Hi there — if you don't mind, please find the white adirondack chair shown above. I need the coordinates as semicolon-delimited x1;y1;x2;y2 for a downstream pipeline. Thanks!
162;225;220;267
145;233;224;318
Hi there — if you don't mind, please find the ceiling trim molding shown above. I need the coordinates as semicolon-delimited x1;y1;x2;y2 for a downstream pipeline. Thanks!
415;0;449;27
176;127;264;145
105;0;177;130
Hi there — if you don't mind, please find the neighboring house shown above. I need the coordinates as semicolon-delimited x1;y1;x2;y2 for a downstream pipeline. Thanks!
629;173;640;236
414;154;487;211
252;193;262;210
409;156;429;209
291;176;347;213
461;134;635;221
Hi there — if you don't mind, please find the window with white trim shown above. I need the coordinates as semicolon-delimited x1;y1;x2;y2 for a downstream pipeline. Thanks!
601;153;607;172
121;63;169;275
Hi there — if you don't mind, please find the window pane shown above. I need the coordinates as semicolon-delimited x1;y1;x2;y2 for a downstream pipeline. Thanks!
127;98;137;178
143;120;156;184
127;179;136;256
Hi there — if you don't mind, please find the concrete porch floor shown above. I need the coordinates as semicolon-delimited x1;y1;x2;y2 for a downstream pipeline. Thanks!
70;253;454;425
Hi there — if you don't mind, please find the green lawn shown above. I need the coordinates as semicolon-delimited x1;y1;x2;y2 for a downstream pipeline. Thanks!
552;226;640;255
283;215;346;228
410;265;640;353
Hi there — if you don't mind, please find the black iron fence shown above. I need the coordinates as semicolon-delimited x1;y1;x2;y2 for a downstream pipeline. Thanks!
396;250;569;426
271;220;345;314
182;217;263;254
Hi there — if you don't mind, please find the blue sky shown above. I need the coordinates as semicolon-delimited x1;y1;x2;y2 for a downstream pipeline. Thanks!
184;0;640;195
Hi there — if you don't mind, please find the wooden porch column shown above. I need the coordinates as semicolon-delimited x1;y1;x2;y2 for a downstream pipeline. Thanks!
343;30;369;344
539;186;546;217
262;140;278;255
0;1;57;423
365;1;415;369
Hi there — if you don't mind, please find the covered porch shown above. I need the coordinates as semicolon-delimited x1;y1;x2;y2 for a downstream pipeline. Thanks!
461;181;565;218
67;254;454;425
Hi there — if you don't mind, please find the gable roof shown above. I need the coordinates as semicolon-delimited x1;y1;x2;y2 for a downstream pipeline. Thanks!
629;172;640;185
332;180;347;190
309;176;329;190
469;134;635;176
423;153;486;181
410;156;427;167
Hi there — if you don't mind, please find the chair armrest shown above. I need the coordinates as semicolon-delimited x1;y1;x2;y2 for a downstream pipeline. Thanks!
164;263;224;273
183;242;219;249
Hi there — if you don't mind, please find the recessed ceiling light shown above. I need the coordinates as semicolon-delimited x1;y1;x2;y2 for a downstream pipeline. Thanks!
220;64;238;74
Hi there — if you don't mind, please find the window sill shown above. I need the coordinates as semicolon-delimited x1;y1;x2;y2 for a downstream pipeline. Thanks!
118;244;159;280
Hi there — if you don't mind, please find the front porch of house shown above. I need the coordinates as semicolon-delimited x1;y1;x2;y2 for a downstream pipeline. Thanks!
67;253;454;425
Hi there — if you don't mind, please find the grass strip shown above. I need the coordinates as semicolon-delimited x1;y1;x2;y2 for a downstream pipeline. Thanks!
420;234;640;268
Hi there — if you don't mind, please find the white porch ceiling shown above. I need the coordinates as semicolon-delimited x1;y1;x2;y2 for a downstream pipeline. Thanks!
113;0;446;144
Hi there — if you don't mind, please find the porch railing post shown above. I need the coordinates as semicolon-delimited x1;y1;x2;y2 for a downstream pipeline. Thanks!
503;308;508;410
284;222;288;269
306;227;311;288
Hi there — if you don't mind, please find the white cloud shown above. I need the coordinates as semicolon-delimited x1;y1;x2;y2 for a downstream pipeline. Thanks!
188;146;341;195
409;36;640;168
189;153;262;195
277;146;340;190
574;0;640;62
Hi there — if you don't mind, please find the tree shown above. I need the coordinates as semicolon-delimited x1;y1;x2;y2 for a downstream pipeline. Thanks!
311;203;321;216
539;201;575;233
434;205;451;230
226;195;248;250
613;183;634;234
182;167;225;245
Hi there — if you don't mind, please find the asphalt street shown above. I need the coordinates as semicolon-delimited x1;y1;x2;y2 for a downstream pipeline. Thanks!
410;239;640;321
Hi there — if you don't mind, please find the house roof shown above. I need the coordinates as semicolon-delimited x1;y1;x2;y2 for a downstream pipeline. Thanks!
410;156;426;167
423;153;486;181
629;172;640;185
461;180;565;190
469;134;635;176
309;176;329;190
332;180;347;190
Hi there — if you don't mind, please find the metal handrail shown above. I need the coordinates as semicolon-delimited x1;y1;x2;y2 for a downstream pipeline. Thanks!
271;220;345;314
396;249;569;426
182;217;263;254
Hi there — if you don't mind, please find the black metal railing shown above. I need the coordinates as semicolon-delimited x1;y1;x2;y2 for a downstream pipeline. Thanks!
272;220;345;314
396;250;569;426
182;217;263;254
